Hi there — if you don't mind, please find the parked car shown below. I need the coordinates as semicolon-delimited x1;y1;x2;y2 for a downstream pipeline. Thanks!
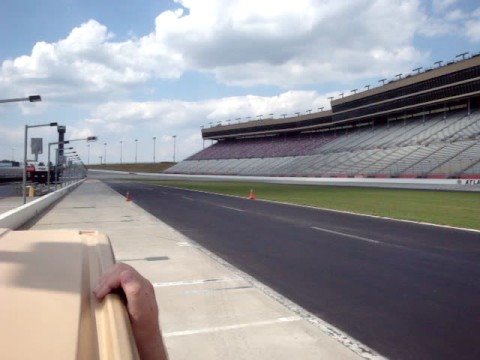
26;161;49;183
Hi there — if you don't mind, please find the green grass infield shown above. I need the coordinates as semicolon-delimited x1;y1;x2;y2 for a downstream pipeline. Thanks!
143;180;480;231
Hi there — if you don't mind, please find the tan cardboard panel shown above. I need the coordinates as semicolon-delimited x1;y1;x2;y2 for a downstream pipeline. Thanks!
0;229;139;360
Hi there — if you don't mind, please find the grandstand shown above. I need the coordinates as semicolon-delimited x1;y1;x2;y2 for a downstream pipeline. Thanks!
167;54;480;179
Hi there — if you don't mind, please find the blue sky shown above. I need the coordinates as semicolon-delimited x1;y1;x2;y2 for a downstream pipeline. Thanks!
0;0;479;164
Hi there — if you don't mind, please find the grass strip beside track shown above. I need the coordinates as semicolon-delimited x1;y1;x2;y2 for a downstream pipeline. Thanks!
88;162;175;173
144;180;480;230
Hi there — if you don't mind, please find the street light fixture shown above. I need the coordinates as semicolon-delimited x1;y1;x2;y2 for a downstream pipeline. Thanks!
412;67;423;74
46;135;96;189
0;95;42;104
23;122;58;204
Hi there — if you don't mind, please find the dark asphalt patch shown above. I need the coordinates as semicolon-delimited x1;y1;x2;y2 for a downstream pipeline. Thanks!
106;180;480;360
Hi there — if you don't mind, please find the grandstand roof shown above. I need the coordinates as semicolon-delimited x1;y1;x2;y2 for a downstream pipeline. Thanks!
202;111;333;139
332;54;480;107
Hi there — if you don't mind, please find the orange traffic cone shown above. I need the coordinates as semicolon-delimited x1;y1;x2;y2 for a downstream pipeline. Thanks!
248;189;256;200
126;191;132;202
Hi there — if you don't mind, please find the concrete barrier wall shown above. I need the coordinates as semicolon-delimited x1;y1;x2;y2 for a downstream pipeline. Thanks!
0;179;85;229
88;169;480;191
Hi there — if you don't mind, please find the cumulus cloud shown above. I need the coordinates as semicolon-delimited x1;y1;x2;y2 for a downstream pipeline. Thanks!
0;19;185;103
465;8;480;42
0;0;440;100
156;0;427;86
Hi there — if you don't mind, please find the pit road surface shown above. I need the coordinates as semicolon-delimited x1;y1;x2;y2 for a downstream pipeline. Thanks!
106;180;480;360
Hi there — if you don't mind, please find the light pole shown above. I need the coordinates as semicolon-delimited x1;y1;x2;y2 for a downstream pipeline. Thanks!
87;144;90;165
47;136;96;190
23;122;58;204
135;139;138;163
103;142;107;165
0;95;41;104
172;135;177;163
153;137;156;163
48;144;73;190
120;141;123;164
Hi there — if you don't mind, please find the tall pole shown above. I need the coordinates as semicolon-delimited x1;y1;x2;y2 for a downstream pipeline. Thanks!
172;135;177;163
104;142;107;165
153;137;156;163
87;144;90;165
135;139;138;163
22;125;28;204
120;141;123;164
47;144;52;190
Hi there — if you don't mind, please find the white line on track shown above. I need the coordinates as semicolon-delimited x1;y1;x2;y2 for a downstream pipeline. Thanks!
220;205;245;212
149;183;480;234
182;196;194;200
163;316;301;337
311;226;380;245
153;278;238;288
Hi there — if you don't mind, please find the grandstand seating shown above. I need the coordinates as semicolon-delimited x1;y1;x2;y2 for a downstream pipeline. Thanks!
167;110;480;178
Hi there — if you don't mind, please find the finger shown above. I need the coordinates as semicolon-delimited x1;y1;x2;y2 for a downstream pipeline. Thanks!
93;264;124;299
120;269;146;322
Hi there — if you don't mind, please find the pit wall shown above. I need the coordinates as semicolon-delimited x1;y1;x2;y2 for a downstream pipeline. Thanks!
0;179;85;229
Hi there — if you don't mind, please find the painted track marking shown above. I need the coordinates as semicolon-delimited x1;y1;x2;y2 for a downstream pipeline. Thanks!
311;226;380;245
182;196;194;200
153;278;238;288
220;205;245;212
163;316;301;337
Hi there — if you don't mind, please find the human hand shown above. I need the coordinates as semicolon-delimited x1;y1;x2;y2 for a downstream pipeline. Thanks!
93;263;168;360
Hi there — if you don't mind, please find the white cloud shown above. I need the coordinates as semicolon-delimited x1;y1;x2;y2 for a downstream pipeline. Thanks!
465;17;480;42
0;0;437;100
0;19;185;103
156;0;427;86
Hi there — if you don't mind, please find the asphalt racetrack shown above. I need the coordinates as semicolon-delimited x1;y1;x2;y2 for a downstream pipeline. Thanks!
0;182;18;199
106;180;480;360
